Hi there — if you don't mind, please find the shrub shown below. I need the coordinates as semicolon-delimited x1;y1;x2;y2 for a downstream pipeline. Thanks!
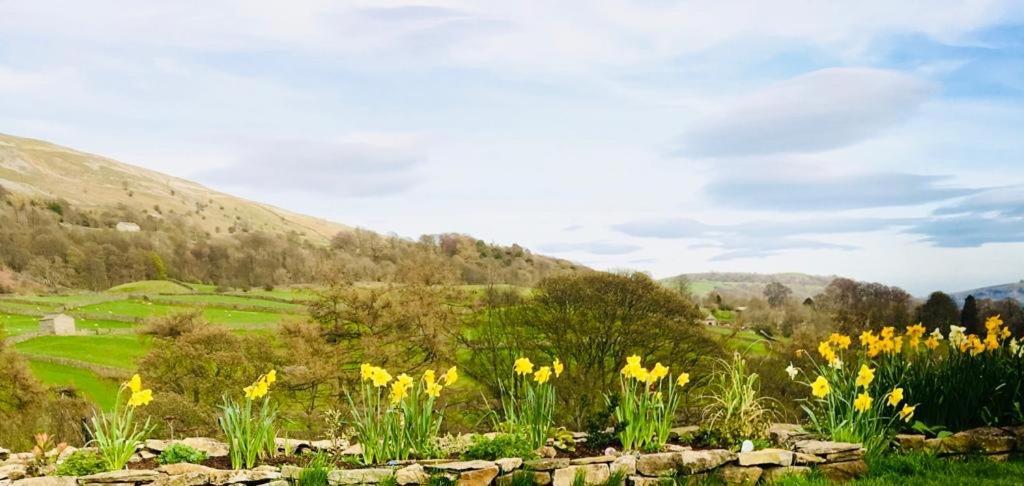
55;449;107;476
613;355;689;452
462;433;536;461
157;443;208;465
141;311;204;338
347;364;457;465
497;357;562;450
297;452;331;486
699;353;777;449
219;370;278;470
88;374;154;470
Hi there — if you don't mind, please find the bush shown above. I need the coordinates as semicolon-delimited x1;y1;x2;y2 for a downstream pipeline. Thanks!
462;433;536;461
699;353;777;449
141;311;205;338
157;443;208;465
55;449;107;476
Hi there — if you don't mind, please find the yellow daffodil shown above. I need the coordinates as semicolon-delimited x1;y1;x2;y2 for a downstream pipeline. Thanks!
534;366;552;384
829;333;852;349
894;335;904;354
985;315;1003;335
1000;326;1011;340
633;367;651;384
985;333;1000;351
444;366;458;385
855;364;875;389
817;341;836;363
360;363;375;381
426;382;443;398
514;357;534;376
127;374;142;393
621;355;642;377
888;387;904;407
811;376;830;398
924;336;940;350
397;373;414;386
127;388;153;407
423;369;436;386
899;404;916;422
859;330;877;347
905;323;926;339
650;363;669;381
371;367;392;388
854;392;873;413
676;372;690;388
390;381;409;404
881;326;895;339
265;369;277;385
553;358;564;377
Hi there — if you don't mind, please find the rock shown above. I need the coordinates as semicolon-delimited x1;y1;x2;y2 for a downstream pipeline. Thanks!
825;448;865;463
494;458;522;474
714;465;761;485
328;468;395;484
792;452;825;465
627;477;675;486
760;466;811;482
769;424;813;446
177;438;229;458
0;448;8;461
341;444;363;456
894;434;926;452
923;438;944;454
280;465;302;480
151;472;213;486
79;470;161;483
552;464;609;486
396;464;428;485
497;472;551;486
636;450;735;477
430;460;496;472
275;438;310;453
266;482;289;486
737;448;793;467
960;427;1016;454
610;455;636;476
523;459;570;471
669;426;699;441
457;466;499;486
217;467;281;484
11;478;77;486
663;444;691;453
6;454;32;465
570;456;615;465
144;439;170;453
793;440;861;456
156;463;218;476
536;446;558;459
310;439;341;451
985;453;1011;463
0;465;27;481
818;459;868;481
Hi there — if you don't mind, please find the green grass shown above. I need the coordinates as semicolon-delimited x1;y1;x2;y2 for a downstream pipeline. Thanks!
711;309;736;321
0;294;113;306
773;453;1024;485
703;325;779;356
687;280;719;296
15;335;152;369
155;294;305;312
76;300;289;327
106;280;194;294
0;313;41;336
0;300;63;315
229;287;320;301
28;360;121;410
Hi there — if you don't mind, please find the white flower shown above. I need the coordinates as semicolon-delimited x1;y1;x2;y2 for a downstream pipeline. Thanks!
1011;338;1021;357
948;325;967;348
785;363;799;380
930;328;944;341
829;358;843;370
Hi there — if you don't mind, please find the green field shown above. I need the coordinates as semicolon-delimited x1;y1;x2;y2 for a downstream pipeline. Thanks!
76;299;289;327
15;335;152;369
703;325;780;356
0;294;114;306
229;287;319;301
107;280;194;294
0;314;40;336
28;360;121;410
0;300;63;315
156;294;305;312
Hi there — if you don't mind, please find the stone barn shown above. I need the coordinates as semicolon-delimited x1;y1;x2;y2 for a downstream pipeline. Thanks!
39;313;76;335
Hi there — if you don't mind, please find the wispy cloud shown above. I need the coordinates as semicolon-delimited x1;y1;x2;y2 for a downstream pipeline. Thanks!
908;214;1024;247
704;172;980;211
673;68;933;157
933;185;1024;217
538;240;642;255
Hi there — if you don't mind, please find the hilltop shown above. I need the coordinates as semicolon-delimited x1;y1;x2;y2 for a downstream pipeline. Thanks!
663;271;836;300
0;133;583;291
951;281;1024;305
0;133;349;243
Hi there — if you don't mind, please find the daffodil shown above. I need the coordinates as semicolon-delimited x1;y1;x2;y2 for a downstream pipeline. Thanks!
650;363;669;381
829;333;852;349
514;357;534;376
829;357;843;369
127;388;153;407
426;382;443;398
621;355;642;377
899;404;916;422
676;372;690;388
854;392;873;413
534;366;552;384
855;364;875;389
811;376;830;398
265;369;277;385
390;381;409;404
371;367;392;388
553;358;564;377
360;363;375;381
924;336;940;350
887;387;904;407
397;373;414;386
423;369;436;386
444;366;458;385
785;363;798;380
817;341;836;363
127;374;142;393
985;315;1004;335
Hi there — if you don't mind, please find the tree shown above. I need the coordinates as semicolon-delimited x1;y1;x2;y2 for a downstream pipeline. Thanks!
764;282;793;308
815;278;912;334
961;295;981;335
978;298;1024;338
915;291;960;333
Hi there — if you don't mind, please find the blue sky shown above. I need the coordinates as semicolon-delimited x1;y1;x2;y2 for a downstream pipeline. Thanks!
1;1;1023;295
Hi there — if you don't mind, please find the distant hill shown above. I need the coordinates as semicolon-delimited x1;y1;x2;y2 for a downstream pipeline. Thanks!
0;133;350;243
662;272;836;300
950;281;1024;306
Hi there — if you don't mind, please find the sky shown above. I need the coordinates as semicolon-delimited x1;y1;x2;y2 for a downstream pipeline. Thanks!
1;1;1023;295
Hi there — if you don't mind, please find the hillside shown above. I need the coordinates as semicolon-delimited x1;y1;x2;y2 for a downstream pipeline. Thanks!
951;281;1024;305
0;133;584;291
0;133;349;243
663;271;836;300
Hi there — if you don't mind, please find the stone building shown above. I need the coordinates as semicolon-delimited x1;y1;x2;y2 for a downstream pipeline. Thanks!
39;313;76;335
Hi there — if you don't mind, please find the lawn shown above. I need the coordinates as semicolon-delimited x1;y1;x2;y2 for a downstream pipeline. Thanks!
76;299;289;327
772;453;1024;485
155;294;305;313
15;335;152;369
703;325;780;356
0;313;39;336
106;279;194;294
28;360;121;411
0;300;63;315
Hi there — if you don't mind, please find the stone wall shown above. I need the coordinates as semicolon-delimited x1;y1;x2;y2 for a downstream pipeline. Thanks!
895;425;1024;461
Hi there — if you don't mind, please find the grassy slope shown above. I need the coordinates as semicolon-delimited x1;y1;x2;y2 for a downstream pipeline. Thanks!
15;335;151;369
28;360;120;410
76;300;288;327
107;280;194;294
156;294;305;312
773;453;1024;486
